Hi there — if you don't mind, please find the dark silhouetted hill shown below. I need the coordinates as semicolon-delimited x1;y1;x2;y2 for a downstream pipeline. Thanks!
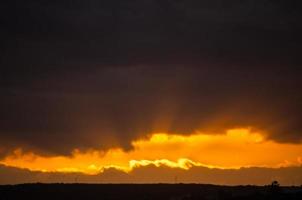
0;183;302;200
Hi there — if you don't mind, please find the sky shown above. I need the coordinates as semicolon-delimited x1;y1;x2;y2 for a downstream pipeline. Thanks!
0;0;302;185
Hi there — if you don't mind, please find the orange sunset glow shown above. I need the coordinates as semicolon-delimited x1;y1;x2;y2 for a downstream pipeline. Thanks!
3;2;302;199
1;128;302;175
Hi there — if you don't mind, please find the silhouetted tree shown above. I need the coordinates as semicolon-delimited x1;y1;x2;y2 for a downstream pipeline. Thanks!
270;180;281;196
271;180;280;188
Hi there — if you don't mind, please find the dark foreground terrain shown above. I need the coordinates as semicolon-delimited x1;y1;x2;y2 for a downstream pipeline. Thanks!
0;184;302;200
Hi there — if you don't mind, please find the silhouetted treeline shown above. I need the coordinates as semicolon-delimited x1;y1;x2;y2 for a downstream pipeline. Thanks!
0;184;302;200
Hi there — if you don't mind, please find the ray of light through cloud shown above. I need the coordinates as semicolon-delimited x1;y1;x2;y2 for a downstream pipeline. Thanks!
1;128;302;175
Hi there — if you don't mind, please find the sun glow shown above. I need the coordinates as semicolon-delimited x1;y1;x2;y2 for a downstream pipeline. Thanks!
1;128;302;175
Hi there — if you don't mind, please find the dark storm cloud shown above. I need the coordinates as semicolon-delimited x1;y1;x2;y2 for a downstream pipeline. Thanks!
0;1;302;156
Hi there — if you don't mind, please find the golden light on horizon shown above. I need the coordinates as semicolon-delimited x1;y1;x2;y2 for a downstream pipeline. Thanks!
1;128;302;175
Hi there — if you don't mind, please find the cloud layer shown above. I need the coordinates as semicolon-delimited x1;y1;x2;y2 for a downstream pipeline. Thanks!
1;129;302;175
0;1;302;156
1;164;302;185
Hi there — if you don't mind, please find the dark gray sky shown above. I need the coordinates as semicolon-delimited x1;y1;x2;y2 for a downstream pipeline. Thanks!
1;0;302;156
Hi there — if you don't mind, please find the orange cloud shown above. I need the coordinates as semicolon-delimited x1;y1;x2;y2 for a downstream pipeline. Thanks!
1;128;302;175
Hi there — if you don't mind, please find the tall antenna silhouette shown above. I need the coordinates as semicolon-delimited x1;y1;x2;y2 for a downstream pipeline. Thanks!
174;176;178;184
75;175;79;183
